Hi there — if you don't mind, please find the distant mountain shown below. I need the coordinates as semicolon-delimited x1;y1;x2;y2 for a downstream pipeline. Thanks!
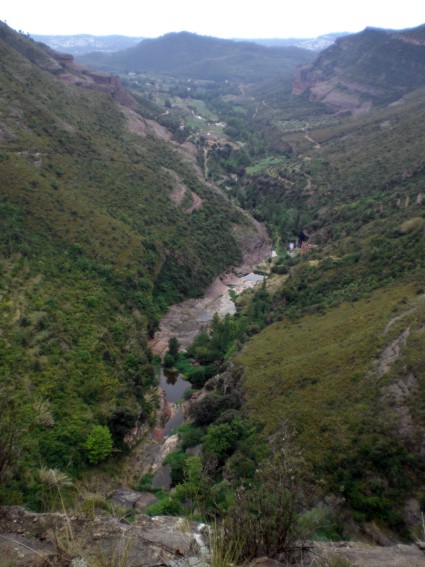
79;31;315;81
249;32;348;51
293;24;425;113
30;32;345;57
31;33;144;55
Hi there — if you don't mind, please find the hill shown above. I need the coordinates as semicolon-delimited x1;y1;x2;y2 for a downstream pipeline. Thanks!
79;31;314;81
293;24;425;113
0;21;260;503
221;32;425;534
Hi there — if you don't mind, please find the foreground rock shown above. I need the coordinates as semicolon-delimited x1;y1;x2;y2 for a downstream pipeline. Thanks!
0;506;206;567
1;506;424;567
314;540;425;567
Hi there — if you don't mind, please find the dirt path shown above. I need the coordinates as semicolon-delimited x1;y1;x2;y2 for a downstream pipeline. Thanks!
304;133;321;148
203;146;208;179
185;192;203;214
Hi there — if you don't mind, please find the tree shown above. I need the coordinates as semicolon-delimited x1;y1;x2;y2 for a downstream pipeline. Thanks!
167;337;180;361
85;425;113;464
202;419;246;463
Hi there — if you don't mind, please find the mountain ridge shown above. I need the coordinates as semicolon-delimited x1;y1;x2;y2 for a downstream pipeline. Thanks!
293;24;425;113
79;31;314;81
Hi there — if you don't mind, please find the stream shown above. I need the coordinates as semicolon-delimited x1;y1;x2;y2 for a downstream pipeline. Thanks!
151;369;187;489
127;220;274;492
150;271;269;489
160;369;186;437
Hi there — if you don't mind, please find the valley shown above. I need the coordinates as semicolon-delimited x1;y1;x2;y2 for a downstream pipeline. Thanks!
0;20;424;567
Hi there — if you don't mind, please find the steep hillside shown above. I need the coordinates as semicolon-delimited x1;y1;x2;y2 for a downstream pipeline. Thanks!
293;24;425;113
0;22;256;504
224;49;425;534
79;31;314;81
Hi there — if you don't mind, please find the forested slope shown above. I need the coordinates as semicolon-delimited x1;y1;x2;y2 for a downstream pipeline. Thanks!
0;22;250;504
228;31;425;535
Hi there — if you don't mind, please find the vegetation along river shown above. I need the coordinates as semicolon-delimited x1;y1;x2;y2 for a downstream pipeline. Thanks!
147;241;274;489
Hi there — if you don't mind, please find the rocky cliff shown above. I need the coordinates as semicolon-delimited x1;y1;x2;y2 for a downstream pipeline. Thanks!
42;45;139;109
0;21;138;110
293;24;425;114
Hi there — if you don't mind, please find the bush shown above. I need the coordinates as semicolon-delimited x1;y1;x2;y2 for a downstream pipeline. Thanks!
146;495;183;516
178;424;205;451
164;450;187;485
221;427;315;563
186;366;206;386
163;353;175;368
85;425;113;464
189;392;241;426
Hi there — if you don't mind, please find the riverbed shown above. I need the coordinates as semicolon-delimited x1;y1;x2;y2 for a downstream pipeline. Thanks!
148;267;269;489
149;271;268;356
149;211;273;356
133;224;273;488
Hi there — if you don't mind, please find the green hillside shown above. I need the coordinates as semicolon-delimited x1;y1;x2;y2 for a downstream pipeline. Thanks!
223;29;425;535
0;23;249;504
79;31;314;81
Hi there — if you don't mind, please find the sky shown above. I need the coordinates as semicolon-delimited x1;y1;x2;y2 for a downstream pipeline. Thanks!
2;0;424;39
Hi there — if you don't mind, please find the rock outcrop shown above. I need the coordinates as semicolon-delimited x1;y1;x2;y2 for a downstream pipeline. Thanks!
0;506;206;567
1;506;424;567
293;24;425;114
52;52;139;109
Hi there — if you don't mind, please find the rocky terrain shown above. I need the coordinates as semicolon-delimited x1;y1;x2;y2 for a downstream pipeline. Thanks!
150;218;272;355
1;506;424;567
0;505;207;567
293;24;425;113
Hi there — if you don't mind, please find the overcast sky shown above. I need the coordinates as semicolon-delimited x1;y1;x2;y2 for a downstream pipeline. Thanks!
2;0;424;38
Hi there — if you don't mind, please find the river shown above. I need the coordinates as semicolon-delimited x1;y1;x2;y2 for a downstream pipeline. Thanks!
140;223;274;489
159;369;186;437
149;269;269;490
150;369;187;489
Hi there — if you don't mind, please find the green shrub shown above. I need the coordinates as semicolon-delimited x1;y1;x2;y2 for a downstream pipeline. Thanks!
146;494;183;516
85;425;113;464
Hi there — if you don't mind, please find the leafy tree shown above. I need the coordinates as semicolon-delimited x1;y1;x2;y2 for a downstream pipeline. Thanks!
167;337;180;361
174;456;212;516
189;392;241;426
164;450;187;485
202;419;246;463
186;366;206;386
107;406;138;448
163;352;175;368
85;425;113;464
